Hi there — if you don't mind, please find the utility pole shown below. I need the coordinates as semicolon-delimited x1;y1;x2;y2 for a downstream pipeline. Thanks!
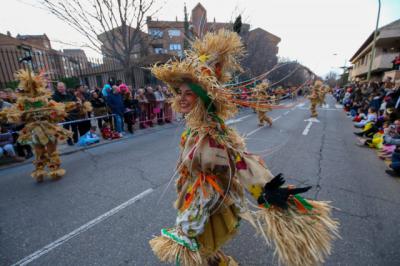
367;0;381;81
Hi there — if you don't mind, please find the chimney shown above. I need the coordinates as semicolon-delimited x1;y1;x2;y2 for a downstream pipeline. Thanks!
176;16;178;22
146;16;152;23
6;31;11;37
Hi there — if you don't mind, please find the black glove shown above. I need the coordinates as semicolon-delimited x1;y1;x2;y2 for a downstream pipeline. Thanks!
257;173;312;209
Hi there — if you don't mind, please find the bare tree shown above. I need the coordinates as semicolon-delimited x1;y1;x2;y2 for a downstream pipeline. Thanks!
325;71;338;87
268;59;311;87
40;0;159;84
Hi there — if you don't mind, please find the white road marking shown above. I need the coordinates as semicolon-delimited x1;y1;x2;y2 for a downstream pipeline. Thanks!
302;122;313;135
283;111;290;116
322;104;330;109
296;102;306;108
335;104;343;109
302;118;320;136
298;107;339;111
246;116;281;137
226;114;251;125
11;188;154;266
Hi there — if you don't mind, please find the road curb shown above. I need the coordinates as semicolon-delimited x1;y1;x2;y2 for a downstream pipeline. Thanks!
0;109;254;171
0;123;179;171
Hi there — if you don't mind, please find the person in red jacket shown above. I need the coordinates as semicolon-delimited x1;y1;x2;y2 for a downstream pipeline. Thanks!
392;54;400;70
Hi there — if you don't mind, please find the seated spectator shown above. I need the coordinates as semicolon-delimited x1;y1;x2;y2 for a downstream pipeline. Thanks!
353;107;367;122
101;122;121;140
0;91;12;110
349;100;362;118
78;126;100;146
0;125;24;162
377;121;399;160
354;107;377;128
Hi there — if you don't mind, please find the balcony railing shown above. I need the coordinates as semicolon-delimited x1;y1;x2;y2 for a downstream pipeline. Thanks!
351;52;397;77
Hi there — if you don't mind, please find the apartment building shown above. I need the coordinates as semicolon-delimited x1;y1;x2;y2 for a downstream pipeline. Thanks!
349;19;400;83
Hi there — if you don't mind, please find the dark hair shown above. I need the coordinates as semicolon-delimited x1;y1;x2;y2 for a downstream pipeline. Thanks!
108;78;116;86
74;84;82;90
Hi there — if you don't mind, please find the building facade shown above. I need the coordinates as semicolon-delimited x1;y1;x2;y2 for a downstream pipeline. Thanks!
146;3;252;58
349;19;400;83
0;33;68;88
146;2;280;79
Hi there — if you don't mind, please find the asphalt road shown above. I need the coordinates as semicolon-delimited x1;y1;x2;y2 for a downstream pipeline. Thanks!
1;95;400;266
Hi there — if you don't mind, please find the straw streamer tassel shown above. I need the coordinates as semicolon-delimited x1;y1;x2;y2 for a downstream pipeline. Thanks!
256;200;340;266
149;236;202;266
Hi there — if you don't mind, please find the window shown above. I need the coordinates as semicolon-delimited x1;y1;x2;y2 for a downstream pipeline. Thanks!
169;43;182;51
168;29;181;37
154;48;165;54
153;44;164;54
149;28;163;38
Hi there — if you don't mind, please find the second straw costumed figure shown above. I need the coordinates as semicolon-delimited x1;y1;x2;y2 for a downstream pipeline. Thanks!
0;70;92;182
252;81;273;127
308;80;323;118
149;29;339;266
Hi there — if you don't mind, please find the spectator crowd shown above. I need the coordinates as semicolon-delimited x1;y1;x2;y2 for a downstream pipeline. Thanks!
333;78;400;177
0;78;174;164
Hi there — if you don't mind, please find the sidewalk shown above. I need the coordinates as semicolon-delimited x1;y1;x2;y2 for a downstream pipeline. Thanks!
0;107;255;171
0;122;179;170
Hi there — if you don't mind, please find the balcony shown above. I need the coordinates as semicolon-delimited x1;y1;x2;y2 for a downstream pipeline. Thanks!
351;52;397;77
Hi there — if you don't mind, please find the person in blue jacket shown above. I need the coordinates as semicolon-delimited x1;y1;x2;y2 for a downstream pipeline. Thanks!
78;126;100;146
106;86;125;135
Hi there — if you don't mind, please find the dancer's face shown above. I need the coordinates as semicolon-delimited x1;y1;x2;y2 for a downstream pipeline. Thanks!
178;84;198;114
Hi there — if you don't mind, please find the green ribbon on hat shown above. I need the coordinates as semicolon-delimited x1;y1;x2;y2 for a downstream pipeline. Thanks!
187;83;216;113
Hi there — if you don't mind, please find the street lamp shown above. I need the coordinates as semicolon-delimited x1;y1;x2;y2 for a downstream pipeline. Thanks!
367;0;381;81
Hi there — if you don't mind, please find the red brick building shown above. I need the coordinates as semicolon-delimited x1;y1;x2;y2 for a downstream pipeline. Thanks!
146;2;280;78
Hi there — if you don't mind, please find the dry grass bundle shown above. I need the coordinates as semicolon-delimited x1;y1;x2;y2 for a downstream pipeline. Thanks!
257;201;340;266
149;236;202;266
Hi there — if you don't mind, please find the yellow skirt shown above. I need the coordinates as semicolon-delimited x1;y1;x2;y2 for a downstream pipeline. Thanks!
197;204;240;257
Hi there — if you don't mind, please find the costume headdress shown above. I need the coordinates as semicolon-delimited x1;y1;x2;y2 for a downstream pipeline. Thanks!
313;80;323;90
152;29;245;124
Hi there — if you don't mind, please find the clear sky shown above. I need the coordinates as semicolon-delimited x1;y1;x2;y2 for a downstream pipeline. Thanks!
1;0;399;77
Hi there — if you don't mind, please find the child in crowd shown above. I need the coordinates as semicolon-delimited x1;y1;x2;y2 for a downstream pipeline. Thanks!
354;107;377;128
78;126;100;146
101;123;121;140
353;107;367;122
0;125;24;162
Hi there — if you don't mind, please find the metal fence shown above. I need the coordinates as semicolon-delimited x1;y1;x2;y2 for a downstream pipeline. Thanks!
0;48;126;89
